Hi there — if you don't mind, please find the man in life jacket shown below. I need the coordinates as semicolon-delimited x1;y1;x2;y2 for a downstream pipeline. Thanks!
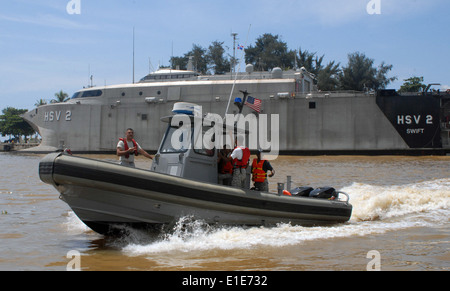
229;136;251;189
251;149;275;192
116;128;153;167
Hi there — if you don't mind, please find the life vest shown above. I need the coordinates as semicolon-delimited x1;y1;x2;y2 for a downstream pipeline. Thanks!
220;160;233;174
252;159;267;183
119;138;138;158
233;146;250;169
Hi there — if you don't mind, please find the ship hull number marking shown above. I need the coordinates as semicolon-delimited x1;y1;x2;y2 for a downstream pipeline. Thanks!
44;110;72;122
397;115;433;135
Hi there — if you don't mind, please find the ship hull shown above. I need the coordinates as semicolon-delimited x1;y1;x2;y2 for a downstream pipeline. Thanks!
22;79;449;155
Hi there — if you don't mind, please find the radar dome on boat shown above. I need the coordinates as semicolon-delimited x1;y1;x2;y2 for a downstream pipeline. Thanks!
172;102;199;116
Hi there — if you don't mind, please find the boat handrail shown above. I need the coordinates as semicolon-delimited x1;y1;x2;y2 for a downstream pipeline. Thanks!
336;191;350;204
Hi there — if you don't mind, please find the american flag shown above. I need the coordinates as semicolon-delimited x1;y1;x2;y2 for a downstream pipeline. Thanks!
244;96;262;113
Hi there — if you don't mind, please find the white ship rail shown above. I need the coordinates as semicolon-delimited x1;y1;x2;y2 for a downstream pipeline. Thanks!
292;91;372;99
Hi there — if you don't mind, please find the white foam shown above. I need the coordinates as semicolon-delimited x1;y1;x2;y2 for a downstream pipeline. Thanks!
62;211;92;234
123;179;450;256
343;178;450;222
56;179;449;256
123;218;437;256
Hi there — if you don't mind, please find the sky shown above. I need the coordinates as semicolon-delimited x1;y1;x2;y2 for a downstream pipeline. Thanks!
1;0;449;111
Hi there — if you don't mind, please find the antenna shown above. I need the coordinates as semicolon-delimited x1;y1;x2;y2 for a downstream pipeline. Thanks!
88;64;94;88
225;25;251;117
171;41;174;73
132;26;135;84
231;32;238;78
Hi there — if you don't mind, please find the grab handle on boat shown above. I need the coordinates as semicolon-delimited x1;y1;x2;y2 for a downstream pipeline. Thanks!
277;183;284;196
336;191;350;204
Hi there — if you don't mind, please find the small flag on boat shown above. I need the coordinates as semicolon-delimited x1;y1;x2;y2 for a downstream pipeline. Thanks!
244;96;262;113
237;44;244;50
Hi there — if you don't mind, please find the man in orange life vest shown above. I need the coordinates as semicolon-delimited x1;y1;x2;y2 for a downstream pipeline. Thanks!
117;128;153;167
230;136;251;189
251;149;275;192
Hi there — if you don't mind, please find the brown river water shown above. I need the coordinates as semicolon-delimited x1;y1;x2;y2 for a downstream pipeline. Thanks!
0;153;448;271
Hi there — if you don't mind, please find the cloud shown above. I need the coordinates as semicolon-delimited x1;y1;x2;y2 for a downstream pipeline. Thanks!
379;0;443;16
266;0;445;26
307;0;367;25
0;13;95;30
245;0;366;27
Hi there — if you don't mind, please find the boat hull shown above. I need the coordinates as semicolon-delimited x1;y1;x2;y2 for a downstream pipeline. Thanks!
39;153;352;235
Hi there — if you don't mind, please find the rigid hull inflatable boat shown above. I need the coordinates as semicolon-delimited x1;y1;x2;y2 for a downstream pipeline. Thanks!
39;99;352;235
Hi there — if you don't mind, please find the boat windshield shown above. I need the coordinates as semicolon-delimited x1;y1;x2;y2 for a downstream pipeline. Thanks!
193;125;215;157
159;126;190;154
159;125;216;156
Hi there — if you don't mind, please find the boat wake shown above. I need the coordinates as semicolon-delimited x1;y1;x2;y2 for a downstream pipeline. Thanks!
63;178;450;256
345;178;450;222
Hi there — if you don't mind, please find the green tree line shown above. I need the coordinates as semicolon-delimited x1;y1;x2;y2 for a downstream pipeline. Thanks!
170;33;401;91
0;107;35;141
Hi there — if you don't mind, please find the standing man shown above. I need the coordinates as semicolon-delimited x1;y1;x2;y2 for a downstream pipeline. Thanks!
218;146;233;185
230;136;251;189
117;128;153;167
251;149;275;192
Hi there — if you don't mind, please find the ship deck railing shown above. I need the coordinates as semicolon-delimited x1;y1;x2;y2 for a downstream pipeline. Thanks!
292;91;372;99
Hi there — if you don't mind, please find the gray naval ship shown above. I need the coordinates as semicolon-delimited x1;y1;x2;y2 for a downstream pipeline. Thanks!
23;63;450;155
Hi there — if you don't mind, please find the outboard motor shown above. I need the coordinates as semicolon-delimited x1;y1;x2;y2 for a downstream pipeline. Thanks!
309;187;337;199
290;186;313;197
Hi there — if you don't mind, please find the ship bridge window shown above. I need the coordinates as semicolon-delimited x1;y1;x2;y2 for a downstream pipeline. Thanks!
71;92;81;99
78;90;103;98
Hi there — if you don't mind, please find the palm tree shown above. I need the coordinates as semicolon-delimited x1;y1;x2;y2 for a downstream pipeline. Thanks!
52;90;69;103
317;61;341;91
34;99;47;107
